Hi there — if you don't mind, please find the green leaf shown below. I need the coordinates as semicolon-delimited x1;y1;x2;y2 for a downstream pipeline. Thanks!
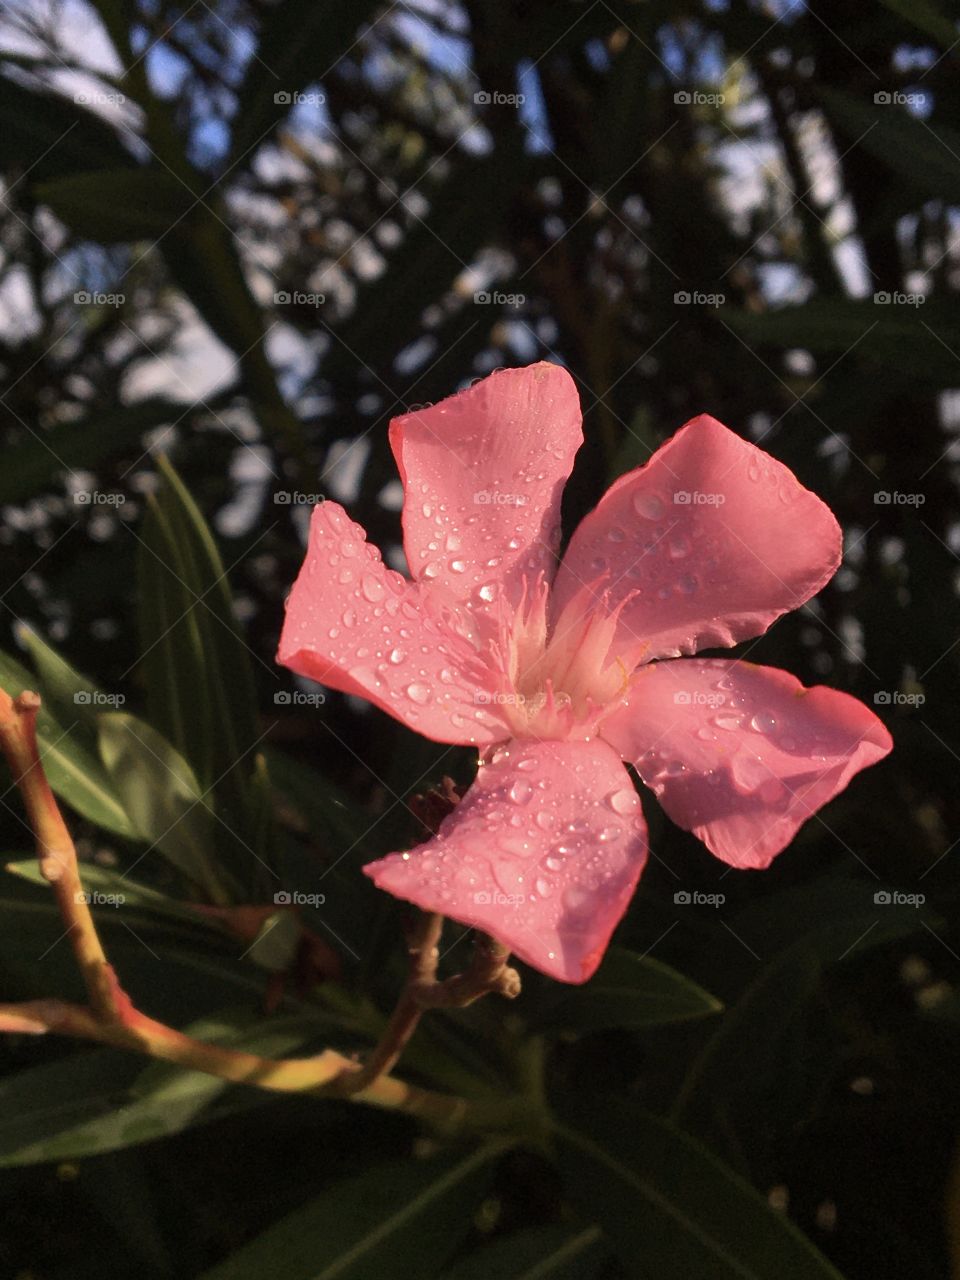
0;78;134;181
877;0;958;52
162;218;303;455
138;456;259;788
723;299;960;388
555;1099;845;1280
4;857;200;928
137;456;271;896
228;0;384;165
538;948;722;1034
819;87;960;204
199;1144;505;1280
33;168;197;242
441;1224;609;1279
21;627;105;741
0;648;135;838
0;398;179;504
97;711;236;903
0;1009;338;1165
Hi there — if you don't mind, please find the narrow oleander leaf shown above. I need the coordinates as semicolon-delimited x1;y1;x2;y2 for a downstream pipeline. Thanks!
536;947;722;1034
199;1144;506;1280
441;1224;610;1279
33;168;196;242
97;712;238;904
556;1098;845;1280
137;456;271;896
0;1009;340;1165
0;649;135;838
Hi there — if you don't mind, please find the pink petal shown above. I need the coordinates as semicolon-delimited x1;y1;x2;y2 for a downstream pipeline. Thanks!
276;501;505;746
551;415;841;661
364;739;648;983
600;658;892;868
390;363;582;616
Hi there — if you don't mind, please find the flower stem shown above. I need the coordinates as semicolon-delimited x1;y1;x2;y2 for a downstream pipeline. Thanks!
0;689;520;1135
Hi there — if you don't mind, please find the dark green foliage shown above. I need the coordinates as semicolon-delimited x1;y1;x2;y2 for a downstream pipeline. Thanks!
1;2;958;1278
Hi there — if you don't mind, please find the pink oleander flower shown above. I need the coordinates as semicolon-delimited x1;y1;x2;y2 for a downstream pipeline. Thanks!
278;363;891;983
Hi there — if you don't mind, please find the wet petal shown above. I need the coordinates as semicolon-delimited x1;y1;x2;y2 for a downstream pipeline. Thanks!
276;501;505;745
551;415;841;661
364;738;648;983
390;362;582;618
600;658;892;868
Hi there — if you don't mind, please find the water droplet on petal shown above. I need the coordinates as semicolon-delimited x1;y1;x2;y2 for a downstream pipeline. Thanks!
509;779;533;805
598;826;621;843
406;682;430;704
342;608;357;627
634;492;664;520
450;560;467;574
388;648;404;664
361;574;385;603
607;788;637;815
749;712;777;734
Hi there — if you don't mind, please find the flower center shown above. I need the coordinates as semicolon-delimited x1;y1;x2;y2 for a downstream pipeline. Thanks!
479;576;647;740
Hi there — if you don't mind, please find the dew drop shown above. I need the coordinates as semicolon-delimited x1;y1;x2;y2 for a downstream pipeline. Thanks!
749;712;777;734
388;648;405;665
342;608;357;627
634;492;664;520
406;683;430;704
712;712;741;731
509;779;533;805
598;826;621;843
607;526;626;543
361;574;385;603
450;560;467;574
607;788;637;815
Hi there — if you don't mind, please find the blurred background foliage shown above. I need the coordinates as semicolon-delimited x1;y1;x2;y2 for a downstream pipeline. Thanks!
1;0;959;1277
